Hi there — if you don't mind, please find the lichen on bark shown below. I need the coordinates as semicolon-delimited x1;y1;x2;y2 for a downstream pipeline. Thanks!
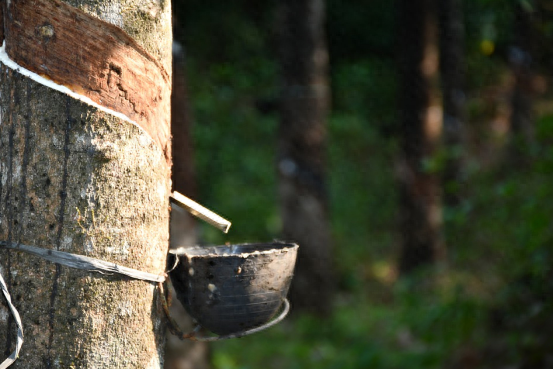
0;63;170;368
0;0;172;367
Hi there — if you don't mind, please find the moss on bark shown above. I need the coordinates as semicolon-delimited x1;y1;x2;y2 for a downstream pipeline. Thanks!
0;0;172;367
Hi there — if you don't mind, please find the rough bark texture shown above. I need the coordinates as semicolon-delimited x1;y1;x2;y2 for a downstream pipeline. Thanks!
0;0;172;367
397;0;444;274
438;0;465;206
277;0;334;315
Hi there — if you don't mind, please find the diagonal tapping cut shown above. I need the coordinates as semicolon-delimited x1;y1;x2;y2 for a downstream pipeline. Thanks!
1;0;172;162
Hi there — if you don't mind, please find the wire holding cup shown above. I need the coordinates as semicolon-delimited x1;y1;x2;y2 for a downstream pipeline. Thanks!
159;279;290;342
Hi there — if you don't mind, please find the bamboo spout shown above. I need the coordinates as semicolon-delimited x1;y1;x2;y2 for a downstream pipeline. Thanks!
170;191;231;233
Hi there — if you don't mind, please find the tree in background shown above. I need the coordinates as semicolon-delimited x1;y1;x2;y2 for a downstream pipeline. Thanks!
396;0;445;275
165;38;210;369
162;0;552;367
277;0;334;314
438;0;465;207
508;0;538;161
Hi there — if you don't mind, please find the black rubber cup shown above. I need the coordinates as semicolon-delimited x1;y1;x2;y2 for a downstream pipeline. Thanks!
168;242;298;335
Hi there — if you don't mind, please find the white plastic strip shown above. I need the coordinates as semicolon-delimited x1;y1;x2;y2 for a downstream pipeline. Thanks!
0;242;165;283
0;271;24;369
0;239;165;368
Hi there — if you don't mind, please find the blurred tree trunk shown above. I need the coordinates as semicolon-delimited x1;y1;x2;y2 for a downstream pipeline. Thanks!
396;0;444;275
0;0;172;367
164;39;210;369
169;39;199;250
438;0;465;206
277;0;334;314
171;44;197;206
508;0;537;160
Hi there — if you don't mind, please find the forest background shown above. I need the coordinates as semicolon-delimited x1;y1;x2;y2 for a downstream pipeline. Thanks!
170;0;552;368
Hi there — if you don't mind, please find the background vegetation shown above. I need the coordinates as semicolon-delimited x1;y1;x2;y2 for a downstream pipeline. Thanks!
173;1;552;368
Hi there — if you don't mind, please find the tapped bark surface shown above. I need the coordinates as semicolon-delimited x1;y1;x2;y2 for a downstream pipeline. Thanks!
0;0;172;368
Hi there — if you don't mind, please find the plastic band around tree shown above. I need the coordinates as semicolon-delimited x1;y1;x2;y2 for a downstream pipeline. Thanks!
0;240;169;368
0;241;166;283
0;271;24;369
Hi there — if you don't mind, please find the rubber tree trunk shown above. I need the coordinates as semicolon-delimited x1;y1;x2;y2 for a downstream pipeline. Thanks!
277;0;334;315
397;0;444;275
438;0;465;207
0;0;173;367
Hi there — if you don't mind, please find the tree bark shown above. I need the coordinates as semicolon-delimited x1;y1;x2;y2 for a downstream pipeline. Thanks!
0;0;172;367
397;0;444;275
277;0;334;315
438;0;465;206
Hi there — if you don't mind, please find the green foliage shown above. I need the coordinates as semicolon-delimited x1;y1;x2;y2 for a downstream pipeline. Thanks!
175;1;552;367
211;287;489;369
327;0;396;61
208;127;551;368
181;10;280;245
327;112;398;291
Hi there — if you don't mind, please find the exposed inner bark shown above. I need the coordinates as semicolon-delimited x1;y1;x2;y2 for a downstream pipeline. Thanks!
2;0;172;162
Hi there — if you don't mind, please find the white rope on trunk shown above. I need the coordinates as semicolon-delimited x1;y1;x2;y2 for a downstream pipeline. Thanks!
0;271;24;369
0;242;166;283
0;241;166;368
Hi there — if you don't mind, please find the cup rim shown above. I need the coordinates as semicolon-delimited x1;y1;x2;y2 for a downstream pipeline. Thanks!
169;241;298;258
